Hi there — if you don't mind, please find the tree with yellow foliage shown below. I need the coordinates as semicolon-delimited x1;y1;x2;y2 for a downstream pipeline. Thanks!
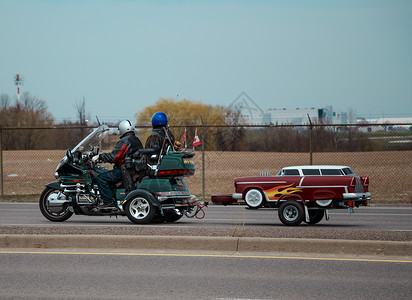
135;98;226;150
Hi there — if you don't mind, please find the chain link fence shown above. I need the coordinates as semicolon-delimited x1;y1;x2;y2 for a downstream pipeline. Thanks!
1;124;411;203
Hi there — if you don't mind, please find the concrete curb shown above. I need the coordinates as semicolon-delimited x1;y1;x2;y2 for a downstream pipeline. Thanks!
237;237;412;256
1;234;411;256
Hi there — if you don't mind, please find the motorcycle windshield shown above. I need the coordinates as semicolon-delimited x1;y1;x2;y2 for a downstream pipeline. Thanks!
72;124;110;153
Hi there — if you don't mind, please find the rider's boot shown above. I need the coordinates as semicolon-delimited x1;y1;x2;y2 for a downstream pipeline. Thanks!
98;200;117;209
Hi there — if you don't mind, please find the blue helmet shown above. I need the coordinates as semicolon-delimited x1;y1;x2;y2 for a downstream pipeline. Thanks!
151;111;168;127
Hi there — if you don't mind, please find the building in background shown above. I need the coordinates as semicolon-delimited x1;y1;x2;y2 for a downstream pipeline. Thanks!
358;117;412;132
229;92;411;130
231;92;349;125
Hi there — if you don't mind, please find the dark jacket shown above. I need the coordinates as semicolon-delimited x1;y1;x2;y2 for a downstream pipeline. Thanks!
145;126;175;155
99;133;143;167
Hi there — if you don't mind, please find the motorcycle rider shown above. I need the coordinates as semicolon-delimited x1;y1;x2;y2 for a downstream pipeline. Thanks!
145;111;180;155
92;120;143;208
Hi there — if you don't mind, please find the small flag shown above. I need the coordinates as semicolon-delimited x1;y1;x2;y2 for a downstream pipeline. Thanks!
182;128;187;148
193;129;202;147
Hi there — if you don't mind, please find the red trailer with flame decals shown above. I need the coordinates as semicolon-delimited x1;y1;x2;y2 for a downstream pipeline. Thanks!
212;165;370;226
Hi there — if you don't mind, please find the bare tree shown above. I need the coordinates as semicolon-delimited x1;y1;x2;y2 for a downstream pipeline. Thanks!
0;92;54;150
216;110;245;151
1;94;10;108
75;97;87;126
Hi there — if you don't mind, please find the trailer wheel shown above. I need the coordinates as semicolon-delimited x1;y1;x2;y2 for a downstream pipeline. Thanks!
245;189;264;208
278;201;304;226
304;209;325;225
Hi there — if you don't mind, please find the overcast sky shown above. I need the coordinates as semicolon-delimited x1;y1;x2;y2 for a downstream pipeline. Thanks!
1;0;411;123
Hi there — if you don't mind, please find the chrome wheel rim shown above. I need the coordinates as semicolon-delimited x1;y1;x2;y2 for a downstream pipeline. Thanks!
245;189;263;207
129;197;150;219
45;191;69;215
283;205;299;221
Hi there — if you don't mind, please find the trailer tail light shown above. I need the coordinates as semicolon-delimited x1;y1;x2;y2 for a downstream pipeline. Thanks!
361;176;369;186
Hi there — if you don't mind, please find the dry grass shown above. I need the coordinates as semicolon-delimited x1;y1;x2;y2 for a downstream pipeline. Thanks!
1;150;412;203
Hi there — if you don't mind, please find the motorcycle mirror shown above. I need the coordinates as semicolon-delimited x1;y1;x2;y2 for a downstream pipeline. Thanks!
66;149;73;160
92;145;99;155
150;154;158;163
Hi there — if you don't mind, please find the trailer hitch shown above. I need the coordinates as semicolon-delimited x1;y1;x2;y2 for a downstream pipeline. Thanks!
185;200;208;219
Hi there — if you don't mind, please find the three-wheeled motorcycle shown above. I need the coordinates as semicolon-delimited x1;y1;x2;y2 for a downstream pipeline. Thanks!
39;124;204;224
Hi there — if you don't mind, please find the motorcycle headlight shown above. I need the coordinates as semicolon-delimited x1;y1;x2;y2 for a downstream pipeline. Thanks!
54;172;59;179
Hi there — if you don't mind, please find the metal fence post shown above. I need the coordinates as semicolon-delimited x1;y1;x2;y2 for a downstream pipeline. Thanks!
309;125;313;165
200;117;205;202
307;114;313;165
0;125;3;197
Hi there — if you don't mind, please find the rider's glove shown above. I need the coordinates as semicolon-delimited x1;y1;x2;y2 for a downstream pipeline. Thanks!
92;155;100;163
174;141;182;150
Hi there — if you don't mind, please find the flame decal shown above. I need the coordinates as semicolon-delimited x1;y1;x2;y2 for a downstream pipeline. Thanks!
264;184;303;200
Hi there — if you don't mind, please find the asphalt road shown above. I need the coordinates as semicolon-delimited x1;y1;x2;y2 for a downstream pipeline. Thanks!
1;202;412;229
0;250;411;300
1;202;411;299
1;202;411;241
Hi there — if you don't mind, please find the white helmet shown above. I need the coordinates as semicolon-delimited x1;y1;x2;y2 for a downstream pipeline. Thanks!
118;120;135;137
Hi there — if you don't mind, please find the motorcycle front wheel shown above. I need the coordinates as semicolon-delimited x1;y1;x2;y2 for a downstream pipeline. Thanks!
39;187;73;222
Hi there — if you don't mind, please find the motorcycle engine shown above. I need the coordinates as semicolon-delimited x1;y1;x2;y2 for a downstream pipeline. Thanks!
76;194;98;205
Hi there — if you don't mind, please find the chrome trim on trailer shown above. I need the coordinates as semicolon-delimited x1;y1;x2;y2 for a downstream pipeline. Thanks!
316;199;333;207
297;185;349;193
343;192;371;200
236;181;287;185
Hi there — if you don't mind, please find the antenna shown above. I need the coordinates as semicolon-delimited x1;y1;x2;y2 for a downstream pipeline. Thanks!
96;116;101;126
14;73;24;104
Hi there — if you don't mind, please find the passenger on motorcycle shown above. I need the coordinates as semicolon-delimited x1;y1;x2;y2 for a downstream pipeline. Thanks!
145;111;181;155
92;120;143;208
